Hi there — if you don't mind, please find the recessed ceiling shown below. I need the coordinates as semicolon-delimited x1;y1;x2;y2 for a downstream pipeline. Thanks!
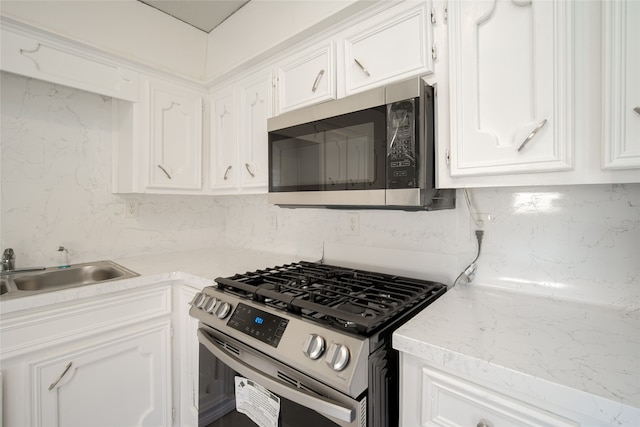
138;0;250;33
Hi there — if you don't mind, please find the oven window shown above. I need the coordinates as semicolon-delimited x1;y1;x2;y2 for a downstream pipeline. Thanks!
199;344;341;427
269;106;387;192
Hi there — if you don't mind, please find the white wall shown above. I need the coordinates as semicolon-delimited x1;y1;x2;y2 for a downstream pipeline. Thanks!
1;73;638;310
205;0;364;82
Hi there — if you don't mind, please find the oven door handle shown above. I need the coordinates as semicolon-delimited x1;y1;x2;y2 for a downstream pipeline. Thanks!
197;329;356;423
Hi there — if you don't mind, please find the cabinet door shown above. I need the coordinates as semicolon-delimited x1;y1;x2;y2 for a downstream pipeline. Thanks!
602;0;640;171
343;2;433;96
239;72;272;189
147;79;203;190
32;321;172;427
276;42;335;114
448;0;574;177
210;88;238;189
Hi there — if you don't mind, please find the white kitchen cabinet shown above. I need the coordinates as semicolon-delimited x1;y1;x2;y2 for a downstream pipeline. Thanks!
32;320;171;427
210;87;239;190
173;285;200;427
275;41;335;114
210;69;272;193
238;72;272;189
144;77;204;191
602;0;640;171
399;353;604;427
113;76;205;194
446;0;574;179
0;20;139;102
341;1;434;96
0;285;173;427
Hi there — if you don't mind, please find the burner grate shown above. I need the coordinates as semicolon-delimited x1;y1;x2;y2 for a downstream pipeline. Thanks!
215;261;446;334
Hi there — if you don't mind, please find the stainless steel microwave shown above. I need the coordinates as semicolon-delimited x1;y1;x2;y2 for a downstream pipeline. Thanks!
267;77;455;210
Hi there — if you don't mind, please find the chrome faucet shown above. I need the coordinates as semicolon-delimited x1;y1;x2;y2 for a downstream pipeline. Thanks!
0;248;45;276
2;248;15;271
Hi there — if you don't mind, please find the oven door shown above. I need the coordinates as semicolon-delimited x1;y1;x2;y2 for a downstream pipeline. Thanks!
197;327;366;427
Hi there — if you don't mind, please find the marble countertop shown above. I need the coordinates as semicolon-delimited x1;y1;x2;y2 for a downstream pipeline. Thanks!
393;284;640;424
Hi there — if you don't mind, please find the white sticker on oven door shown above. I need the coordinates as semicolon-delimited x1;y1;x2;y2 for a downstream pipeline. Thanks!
235;376;280;427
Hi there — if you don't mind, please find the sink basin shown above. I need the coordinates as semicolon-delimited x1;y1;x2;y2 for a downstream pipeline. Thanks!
1;261;139;298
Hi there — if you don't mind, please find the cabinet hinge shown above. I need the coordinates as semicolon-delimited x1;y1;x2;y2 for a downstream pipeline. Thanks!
444;2;448;22
172;408;175;421
431;45;438;61
170;327;174;338
445;148;451;167
430;8;436;24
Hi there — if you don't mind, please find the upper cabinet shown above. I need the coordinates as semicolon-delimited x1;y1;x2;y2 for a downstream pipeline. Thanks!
145;78;204;191
438;0;639;188
210;69;272;193
446;0;574;178
112;76;205;194
341;1;434;97
1;20;139;102
210;87;238;190
239;72;272;189
602;0;640;171
275;41;335;114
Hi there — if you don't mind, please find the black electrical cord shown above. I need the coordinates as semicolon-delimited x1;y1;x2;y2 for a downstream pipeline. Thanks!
453;229;484;287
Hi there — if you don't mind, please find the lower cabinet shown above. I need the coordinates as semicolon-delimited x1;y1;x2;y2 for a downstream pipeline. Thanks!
0;284;174;427
399;353;613;427
32;321;171;427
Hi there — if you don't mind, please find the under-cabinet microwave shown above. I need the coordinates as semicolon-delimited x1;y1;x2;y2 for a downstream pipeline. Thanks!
267;77;455;210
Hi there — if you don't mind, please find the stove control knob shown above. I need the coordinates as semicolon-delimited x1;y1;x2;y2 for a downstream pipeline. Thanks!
203;297;218;313
302;334;325;360
325;343;350;372
215;301;232;319
192;293;207;309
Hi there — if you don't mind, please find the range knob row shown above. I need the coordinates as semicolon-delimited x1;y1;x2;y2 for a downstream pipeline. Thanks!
302;334;350;372
191;293;232;319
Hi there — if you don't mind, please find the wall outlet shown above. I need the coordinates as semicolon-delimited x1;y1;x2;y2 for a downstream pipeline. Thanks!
470;213;491;243
125;199;139;218
346;212;360;236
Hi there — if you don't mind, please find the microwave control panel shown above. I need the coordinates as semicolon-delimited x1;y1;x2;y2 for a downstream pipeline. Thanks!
387;99;417;189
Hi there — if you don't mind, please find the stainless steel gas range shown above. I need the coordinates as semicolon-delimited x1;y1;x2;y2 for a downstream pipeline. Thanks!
189;260;446;427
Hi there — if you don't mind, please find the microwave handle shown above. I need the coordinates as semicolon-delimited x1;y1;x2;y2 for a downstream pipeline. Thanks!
197;329;356;423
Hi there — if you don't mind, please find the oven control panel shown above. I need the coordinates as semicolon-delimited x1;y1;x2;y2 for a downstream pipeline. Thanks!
190;288;369;397
227;303;289;348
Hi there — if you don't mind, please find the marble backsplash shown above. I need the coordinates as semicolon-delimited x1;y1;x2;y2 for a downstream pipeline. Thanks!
2;73;638;309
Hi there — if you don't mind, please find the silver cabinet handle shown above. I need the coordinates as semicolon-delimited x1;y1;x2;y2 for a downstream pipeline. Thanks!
223;165;232;180
49;362;72;390
517;118;547;152
157;164;172;179
634;106;640;116
245;163;255;178
198;329;356;423
353;58;371;77
311;69;325;93
477;419;493;427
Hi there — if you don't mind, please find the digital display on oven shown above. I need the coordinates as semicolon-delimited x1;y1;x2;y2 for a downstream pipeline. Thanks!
227;303;289;347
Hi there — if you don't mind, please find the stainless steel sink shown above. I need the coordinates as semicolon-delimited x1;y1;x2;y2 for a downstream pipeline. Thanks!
1;261;139;299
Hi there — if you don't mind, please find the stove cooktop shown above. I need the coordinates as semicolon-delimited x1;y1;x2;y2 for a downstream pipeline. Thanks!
214;261;447;336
